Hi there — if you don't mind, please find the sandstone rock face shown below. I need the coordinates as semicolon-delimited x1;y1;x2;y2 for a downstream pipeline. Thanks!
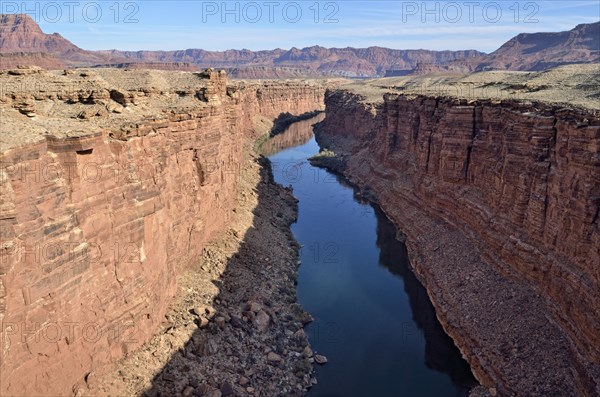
0;70;324;396
317;90;600;396
0;52;65;69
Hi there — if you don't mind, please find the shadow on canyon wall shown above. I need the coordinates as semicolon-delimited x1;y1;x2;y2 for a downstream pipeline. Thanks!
372;204;476;388
140;157;311;397
140;130;475;397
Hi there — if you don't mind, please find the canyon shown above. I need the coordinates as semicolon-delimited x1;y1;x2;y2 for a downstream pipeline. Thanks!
311;71;600;396
0;17;599;394
0;67;325;395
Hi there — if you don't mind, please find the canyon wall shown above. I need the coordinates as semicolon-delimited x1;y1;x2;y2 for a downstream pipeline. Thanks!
317;90;600;396
0;70;324;396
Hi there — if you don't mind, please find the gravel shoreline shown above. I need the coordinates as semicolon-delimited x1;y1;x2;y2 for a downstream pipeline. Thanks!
88;150;317;397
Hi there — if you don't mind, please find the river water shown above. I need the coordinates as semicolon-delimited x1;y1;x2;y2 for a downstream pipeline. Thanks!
264;116;475;397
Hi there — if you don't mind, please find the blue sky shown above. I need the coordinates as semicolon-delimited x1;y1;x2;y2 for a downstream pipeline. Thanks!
4;1;599;52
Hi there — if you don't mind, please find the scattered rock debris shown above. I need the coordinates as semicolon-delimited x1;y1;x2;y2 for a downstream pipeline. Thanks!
88;151;318;396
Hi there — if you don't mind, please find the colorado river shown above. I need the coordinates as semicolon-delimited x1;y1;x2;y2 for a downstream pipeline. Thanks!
264;115;475;397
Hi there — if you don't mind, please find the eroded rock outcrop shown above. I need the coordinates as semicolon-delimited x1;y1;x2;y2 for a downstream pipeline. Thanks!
0;69;324;396
316;89;600;396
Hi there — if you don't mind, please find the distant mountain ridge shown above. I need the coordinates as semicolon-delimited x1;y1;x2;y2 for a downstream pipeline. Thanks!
97;46;484;77
0;14;123;67
475;21;600;71
0;14;598;76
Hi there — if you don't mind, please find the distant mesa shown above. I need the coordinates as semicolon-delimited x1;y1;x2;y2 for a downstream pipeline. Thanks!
384;62;473;77
93;62;201;71
0;13;598;77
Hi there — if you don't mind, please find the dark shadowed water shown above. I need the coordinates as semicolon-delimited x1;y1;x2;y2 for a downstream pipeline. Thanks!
265;117;476;397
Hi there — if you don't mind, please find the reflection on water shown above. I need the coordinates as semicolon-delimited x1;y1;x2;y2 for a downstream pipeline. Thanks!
260;113;325;156
265;116;476;397
373;207;476;389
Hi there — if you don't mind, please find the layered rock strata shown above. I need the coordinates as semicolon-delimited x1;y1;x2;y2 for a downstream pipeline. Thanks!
0;68;324;396
315;89;600;396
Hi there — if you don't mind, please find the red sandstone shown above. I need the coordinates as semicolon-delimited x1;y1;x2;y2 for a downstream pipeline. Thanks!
0;69;324;396
315;89;600;396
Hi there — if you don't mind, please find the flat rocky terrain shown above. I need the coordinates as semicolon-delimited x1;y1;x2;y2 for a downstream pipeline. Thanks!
340;64;600;109
1;65;596;153
0;66;333;149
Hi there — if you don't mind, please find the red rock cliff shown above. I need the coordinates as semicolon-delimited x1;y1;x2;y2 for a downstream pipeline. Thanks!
0;69;324;396
317;90;600;396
